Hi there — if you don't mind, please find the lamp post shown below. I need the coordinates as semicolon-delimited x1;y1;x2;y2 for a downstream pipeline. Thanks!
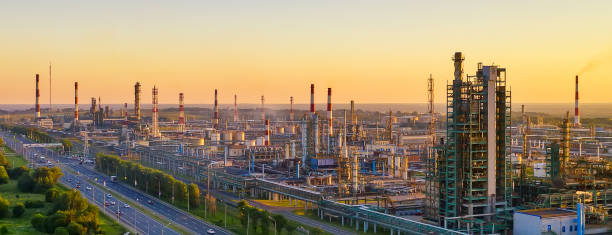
206;161;222;218
162;222;171;235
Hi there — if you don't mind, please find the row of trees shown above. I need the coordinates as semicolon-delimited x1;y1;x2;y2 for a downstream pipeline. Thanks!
237;200;298;235
96;153;201;209
0;124;54;143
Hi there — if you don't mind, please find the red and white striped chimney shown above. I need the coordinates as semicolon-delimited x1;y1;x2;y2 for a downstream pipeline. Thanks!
123;102;128;118
74;82;79;121
290;96;294;121
179;93;185;132
310;84;315;115
574;75;580;126
35;74;40;119
233;94;238;122
261;95;265;121
214;89;219;127
327;88;333;136
264;119;270;146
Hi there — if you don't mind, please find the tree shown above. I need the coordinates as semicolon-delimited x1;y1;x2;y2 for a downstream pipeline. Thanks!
273;214;287;233
8;166;29;179
46;188;60;202
0;152;8;169
311;227;324;235
12;203;25;217
0;166;8;184
66;221;84;235
188;183;201;208
0;225;8;235
61;139;72;153
44;212;69;234
0;196;9;219
0;138;4;146
18;174;35;192
259;210;271;235
32;167;63;192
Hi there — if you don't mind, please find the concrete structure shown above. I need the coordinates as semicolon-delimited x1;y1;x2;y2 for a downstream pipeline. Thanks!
134;82;141;121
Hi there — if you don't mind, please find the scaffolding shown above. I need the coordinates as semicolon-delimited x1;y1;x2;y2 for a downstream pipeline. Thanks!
434;52;512;233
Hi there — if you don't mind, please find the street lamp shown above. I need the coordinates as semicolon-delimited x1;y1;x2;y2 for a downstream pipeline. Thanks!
162;222;171;235
206;161;222;218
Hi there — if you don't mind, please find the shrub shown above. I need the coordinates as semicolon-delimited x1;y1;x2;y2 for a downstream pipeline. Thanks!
24;200;45;208
31;213;46;232
9;166;29;179
17;174;35;192
12;203;25;217
0;225;8;235
54;226;69;235
0;196;9;219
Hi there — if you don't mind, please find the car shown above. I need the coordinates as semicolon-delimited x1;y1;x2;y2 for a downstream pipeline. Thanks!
116;211;123;216
86;186;92;191
124;204;130;208
110;201;116;205
106;194;112;198
207;229;216;234
147;200;153;205
76;185;80;189
104;202;110;206
68;178;72;182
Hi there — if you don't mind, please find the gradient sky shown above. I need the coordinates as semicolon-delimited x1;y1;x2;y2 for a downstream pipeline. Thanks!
1;1;612;105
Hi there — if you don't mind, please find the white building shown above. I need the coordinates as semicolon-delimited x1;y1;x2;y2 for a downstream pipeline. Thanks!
514;208;578;235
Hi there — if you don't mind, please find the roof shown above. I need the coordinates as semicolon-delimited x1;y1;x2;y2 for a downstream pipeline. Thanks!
516;208;576;219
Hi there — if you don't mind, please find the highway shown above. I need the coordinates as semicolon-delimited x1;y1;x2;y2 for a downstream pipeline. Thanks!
1;131;231;235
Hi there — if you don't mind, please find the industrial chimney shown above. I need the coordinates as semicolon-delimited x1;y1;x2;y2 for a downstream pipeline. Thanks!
290;96;294;121
214;89;219;128
74;82;79;121
233;94;238;122
310;84;315;115
261;95;265;121
134;82;141;121
327;88;333;136
179;93;185;133
151;86;160;137
264;119;270;146
35;74;40;119
574;75;581;126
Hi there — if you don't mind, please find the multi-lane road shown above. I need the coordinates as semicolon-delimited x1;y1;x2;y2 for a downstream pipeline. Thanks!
1;131;231;235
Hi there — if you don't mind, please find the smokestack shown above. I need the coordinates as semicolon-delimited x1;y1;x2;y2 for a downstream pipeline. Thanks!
49;63;52;116
35;74;40;119
123;103;128;118
453;52;464;82
134;82;141;121
261;95;265;121
234;94;238;122
310;84;315;114
179;93;185;133
151;86;160;137
264;119;270;146
575;75;580;126
327;88;333;136
214;89;219;127
290;96;294;121
350;100;355;125
74;82;79;121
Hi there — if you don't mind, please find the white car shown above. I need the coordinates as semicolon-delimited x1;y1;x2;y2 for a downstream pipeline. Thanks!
86;186;92;191
207;229;216;234
110;201;116;205
124;204;130;208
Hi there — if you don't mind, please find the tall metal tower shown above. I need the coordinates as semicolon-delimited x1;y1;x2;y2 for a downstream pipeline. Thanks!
178;93;185;133
151;86;160;138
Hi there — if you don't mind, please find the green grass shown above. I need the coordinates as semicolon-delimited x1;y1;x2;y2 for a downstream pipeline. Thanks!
2;146;28;168
294;208;393;235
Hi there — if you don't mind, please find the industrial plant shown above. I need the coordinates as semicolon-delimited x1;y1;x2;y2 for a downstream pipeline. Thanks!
12;51;612;235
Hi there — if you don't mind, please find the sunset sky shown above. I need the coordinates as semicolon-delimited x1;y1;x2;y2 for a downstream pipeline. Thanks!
1;1;612;105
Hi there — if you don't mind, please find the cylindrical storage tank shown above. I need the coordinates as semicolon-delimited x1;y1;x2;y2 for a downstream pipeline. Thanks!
210;133;220;143
223;131;233;142
277;127;285;134
256;136;265;146
247;140;256;146
236;131;245;141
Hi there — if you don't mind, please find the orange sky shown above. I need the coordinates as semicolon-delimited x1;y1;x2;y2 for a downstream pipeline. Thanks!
1;1;612;105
